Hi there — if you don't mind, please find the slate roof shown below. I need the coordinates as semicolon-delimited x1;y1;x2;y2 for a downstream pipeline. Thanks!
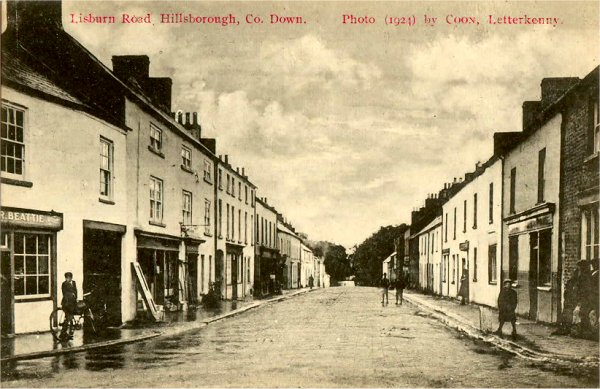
1;45;84;107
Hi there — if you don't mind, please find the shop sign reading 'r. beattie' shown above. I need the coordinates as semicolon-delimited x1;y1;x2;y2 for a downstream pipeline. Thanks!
0;207;63;230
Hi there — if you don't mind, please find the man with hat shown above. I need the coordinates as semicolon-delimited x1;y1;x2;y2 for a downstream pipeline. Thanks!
494;278;518;339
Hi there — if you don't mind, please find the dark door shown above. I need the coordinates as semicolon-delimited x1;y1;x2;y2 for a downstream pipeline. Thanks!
83;229;122;325
529;232;539;321
187;254;198;304
231;255;238;299
215;250;224;298
1;250;13;336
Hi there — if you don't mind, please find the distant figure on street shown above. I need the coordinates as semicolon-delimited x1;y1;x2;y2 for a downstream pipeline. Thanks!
61;272;77;339
495;279;518;339
308;275;314;290
380;273;390;306
458;268;469;305
394;274;406;305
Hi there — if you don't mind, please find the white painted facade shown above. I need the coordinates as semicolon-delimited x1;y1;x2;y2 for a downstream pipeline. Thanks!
441;158;503;307
416;217;442;294
502;114;562;323
1;87;128;333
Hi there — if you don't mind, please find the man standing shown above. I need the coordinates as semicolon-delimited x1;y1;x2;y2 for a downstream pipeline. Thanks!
60;272;78;340
380;273;390;306
495;279;518;339
395;273;406;305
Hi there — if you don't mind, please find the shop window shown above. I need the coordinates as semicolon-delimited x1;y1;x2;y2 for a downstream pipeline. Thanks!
1;104;25;178
530;230;552;286
488;244;497;284
100;137;113;199
150;176;163;223
14;233;51;298
509;236;519;281
582;205;600;260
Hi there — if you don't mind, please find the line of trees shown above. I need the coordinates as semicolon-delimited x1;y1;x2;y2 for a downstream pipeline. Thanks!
308;241;351;284
352;225;406;286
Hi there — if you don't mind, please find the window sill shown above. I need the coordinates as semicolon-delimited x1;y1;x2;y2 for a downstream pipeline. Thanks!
203;177;213;185
219;185;223;191
537;286;552;292
15;296;52;303
99;197;115;205
472;225;477;230
204;232;213;237
472;279;477;282
181;165;194;174
488;281;497;285
1;177;33;188
451;282;455;285
149;220;166;228
218;235;223;240
583;152;599;164
148;146;165;159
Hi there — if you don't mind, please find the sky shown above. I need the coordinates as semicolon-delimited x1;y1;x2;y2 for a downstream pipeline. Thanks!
12;1;600;247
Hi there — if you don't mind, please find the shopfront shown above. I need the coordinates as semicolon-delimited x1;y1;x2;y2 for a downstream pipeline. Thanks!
135;231;182;312
505;203;558;323
1;207;63;335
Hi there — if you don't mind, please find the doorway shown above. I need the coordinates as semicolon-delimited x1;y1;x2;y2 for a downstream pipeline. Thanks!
231;255;238;299
1;249;13;336
83;228;122;325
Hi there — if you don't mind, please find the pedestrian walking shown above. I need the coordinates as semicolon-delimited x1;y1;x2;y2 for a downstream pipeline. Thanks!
494;278;518;339
458;268;469;305
308;275;314;290
394;273;406;305
60;271;77;340
380;273;390;306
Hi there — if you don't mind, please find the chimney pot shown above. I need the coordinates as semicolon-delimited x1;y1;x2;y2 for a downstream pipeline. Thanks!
185;112;190;125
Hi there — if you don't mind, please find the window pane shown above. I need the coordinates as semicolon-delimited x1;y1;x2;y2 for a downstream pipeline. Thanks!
38;255;49;274
14;255;24;275
39;276;49;294
25;235;37;254
14;276;24;295
16;110;23;126
25;256;37;274
8;125;15;140
25;276;37;295
1;123;7;138
15;160;22;175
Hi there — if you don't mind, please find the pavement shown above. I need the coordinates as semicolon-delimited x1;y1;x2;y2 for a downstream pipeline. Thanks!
2;287;597;388
403;290;599;368
0;287;313;363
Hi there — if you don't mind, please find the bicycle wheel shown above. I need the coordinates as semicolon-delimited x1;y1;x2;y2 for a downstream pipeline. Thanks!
49;307;72;341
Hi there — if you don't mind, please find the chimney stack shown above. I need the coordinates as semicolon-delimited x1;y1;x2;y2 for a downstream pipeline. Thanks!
224;155;229;165
540;77;580;108
7;1;63;32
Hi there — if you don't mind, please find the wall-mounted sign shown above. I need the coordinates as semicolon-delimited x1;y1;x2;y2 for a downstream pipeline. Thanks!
459;241;469;251
1;207;63;230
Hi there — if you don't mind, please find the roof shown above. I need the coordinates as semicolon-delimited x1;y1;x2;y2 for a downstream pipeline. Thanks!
277;222;298;237
411;215;442;238
383;251;397;263
1;45;84;108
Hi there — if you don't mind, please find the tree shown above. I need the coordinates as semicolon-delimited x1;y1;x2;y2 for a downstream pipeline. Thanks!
323;244;351;284
353;225;408;286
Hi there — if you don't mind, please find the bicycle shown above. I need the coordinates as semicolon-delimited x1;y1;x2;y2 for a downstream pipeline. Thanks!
49;290;107;341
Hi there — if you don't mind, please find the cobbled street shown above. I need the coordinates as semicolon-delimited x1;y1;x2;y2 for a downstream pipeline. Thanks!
1;288;598;388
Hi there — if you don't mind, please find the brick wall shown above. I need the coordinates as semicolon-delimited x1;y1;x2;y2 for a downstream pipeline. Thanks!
560;68;599;317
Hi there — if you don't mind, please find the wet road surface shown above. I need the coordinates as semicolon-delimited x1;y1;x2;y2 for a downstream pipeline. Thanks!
2;288;598;387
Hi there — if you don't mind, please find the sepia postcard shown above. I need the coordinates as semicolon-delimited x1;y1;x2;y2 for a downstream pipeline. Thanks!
0;0;599;387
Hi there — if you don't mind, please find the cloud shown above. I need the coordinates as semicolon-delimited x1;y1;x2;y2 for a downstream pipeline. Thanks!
259;34;382;93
